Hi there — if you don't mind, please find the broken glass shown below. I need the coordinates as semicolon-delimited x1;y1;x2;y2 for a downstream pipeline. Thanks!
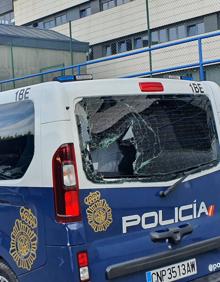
75;95;220;183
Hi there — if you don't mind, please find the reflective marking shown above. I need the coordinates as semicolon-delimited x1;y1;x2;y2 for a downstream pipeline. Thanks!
146;271;152;282
208;205;215;217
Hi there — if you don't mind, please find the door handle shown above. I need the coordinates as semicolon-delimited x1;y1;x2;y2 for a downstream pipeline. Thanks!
150;223;193;245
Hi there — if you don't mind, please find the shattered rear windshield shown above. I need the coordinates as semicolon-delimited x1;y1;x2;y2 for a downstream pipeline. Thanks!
75;95;220;183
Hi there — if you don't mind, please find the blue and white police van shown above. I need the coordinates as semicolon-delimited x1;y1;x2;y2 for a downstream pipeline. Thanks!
0;77;220;282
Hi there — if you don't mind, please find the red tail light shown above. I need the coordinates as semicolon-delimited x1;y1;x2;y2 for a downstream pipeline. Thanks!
78;252;89;268
77;251;90;281
139;82;164;92
52;143;81;223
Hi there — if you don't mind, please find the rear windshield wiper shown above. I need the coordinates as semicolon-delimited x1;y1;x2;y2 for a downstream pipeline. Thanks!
159;161;219;198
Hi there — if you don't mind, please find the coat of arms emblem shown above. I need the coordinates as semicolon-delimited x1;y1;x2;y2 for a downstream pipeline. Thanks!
10;207;38;270
84;191;113;232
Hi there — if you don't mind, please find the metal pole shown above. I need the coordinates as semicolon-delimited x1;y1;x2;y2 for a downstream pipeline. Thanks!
10;43;16;88
198;39;205;81
146;0;152;76
69;21;74;75
77;65;81;75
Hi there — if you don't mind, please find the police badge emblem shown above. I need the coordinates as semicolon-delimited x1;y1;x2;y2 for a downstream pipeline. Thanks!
84;191;113;232
10;207;38;270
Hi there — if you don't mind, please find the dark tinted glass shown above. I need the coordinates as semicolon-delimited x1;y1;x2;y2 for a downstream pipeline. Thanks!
126;39;132;51
142;35;148;47
187;24;197;36
169;27;178;41
101;0;116;10
76;95;219;183
134;37;142;49
44;19;55;29
111;43;117;54
104;45;112;56
0;11;15;25
55;14;67;25
118;41;126;52
80;7;91;18
198;22;205;34
80;9;86;18
152;31;159;45
159;29;168;42
178;25;186;38
0;101;34;180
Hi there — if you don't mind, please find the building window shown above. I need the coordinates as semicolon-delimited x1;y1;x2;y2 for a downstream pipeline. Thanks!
102;43;116;56
101;0;116;10
159;28;168;43
44;19;55;29
80;7;91;18
55;14;67;25
89;16;209;59
87;48;94;60
177;25;186;39
187;24;197;37
127;39;132;51
198;22;205;34
100;0;131;10
169;27;177;41
187;22;205;37
38;22;44;28
218;12;220;29
169;27;178;41
118;39;132;53
142;35;148;47
0;11;15;25
0;101;34;180
152;31;159;45
117;0;130;5
118;40;126;53
104;45;112;56
134;37;142;49
111;43;117;54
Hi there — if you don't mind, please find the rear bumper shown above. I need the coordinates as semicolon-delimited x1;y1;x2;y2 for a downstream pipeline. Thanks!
193;271;220;281
106;236;220;280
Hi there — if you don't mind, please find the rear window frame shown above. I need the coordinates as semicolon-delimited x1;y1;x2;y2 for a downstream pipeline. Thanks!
74;93;220;184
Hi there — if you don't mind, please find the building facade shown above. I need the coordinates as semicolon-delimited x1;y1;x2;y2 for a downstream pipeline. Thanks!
10;0;220;82
0;24;88;90
0;0;14;25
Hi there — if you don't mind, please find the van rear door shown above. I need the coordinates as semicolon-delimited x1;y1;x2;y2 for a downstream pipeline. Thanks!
74;90;220;282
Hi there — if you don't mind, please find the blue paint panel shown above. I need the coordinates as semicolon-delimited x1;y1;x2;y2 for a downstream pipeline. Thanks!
78;170;220;281
1;170;220;281
0;186;48;276
19;246;81;282
0;186;86;279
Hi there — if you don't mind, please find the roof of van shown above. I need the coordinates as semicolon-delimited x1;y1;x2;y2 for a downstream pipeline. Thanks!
0;24;89;52
0;78;217;124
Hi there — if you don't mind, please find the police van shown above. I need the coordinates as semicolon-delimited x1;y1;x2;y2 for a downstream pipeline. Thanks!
0;77;220;282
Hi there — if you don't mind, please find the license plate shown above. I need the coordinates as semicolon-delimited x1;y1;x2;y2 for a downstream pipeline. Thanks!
146;258;197;282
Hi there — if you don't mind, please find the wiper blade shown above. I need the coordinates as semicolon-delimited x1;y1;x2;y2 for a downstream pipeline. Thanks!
159;174;187;197
159;161;218;198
